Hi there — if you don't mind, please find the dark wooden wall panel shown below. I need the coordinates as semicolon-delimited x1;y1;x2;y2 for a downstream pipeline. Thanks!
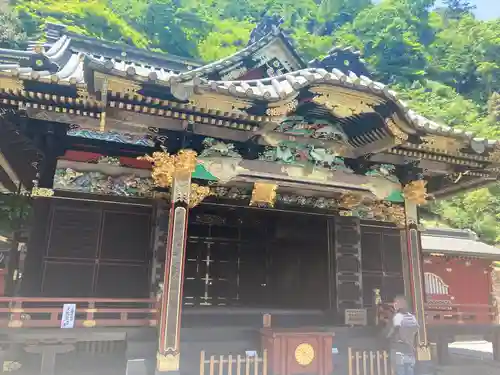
95;263;150;298
361;225;404;305
42;262;95;297
47;208;100;259
23;198;153;298
100;211;151;261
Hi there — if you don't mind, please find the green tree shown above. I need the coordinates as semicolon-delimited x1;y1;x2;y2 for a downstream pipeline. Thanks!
0;6;27;49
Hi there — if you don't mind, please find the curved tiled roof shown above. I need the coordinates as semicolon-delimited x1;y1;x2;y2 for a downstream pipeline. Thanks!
0;22;498;149
175;28;303;82
180;68;499;149
422;227;500;257
0;22;202;84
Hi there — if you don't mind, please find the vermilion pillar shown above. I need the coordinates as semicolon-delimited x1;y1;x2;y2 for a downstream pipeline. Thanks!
404;199;432;373
156;152;196;374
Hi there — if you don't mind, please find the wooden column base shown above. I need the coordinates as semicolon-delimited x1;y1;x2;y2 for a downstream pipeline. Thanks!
435;339;450;365
493;331;500;361
156;352;180;374
416;346;434;375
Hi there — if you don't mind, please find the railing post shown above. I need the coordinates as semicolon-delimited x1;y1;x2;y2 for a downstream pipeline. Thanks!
83;300;96;328
8;300;23;328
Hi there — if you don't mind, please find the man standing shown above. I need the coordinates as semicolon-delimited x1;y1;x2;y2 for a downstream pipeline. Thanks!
387;295;419;375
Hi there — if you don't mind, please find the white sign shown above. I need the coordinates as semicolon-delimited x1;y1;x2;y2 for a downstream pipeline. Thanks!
60;304;76;329
245;351;257;357
344;308;368;326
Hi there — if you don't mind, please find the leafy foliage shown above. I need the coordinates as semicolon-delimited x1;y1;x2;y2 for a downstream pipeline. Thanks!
0;6;27;49
4;0;500;243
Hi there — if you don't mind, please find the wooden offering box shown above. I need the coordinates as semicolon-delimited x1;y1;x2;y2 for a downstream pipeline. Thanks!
260;328;334;375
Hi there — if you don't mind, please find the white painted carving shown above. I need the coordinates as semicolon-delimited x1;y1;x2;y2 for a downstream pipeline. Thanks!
424;272;449;295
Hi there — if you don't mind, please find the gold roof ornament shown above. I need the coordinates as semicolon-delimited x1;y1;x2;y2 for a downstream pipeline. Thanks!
139;150;177;188
189;183;212;208
140;149;210;207
249;181;278;208
403;179;428;205
139;149;198;187
174;149;198;175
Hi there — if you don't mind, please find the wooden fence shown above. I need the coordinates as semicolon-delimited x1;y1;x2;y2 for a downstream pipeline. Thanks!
0;297;156;328
200;351;267;375
348;348;392;375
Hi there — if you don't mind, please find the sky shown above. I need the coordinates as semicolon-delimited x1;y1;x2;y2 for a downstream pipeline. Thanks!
469;0;500;20
372;0;500;20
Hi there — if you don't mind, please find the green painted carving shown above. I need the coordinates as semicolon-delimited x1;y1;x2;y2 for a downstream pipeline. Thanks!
276;116;348;142
200;138;241;158
96;156;121;166
193;164;218;181
198;137;247;184
362;164;403;201
365;164;399;183
259;142;353;172
386;190;404;203
53;168;154;197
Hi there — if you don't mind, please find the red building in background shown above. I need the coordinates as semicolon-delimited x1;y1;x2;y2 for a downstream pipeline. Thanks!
422;227;499;319
421;227;500;363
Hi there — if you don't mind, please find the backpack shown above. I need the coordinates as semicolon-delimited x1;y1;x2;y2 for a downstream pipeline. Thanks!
397;312;419;347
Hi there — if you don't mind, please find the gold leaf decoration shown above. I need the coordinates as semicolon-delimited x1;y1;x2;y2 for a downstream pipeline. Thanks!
421;135;462;154
31;187;54;198
174;149;198;175
386;118;409;144
0;77;24;93
139;151;177;188
140;149;211;207
370;202;406;228
339;193;363;209
310;86;375;117
107;77;142;97
189;183;212;208
266;99;298;117
403;180;428;205
189;94;251;114
139;149;197;187
249;182;278;207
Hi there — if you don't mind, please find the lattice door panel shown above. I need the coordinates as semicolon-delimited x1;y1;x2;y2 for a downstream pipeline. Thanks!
334;216;363;315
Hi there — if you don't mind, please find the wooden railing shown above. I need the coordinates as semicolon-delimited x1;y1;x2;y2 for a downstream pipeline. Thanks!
425;303;496;325
377;302;497;326
348;348;391;375
0;297;497;329
200;351;267;375
0;297;157;328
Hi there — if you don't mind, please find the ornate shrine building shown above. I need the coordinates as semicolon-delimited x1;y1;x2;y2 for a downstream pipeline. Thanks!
0;17;500;375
